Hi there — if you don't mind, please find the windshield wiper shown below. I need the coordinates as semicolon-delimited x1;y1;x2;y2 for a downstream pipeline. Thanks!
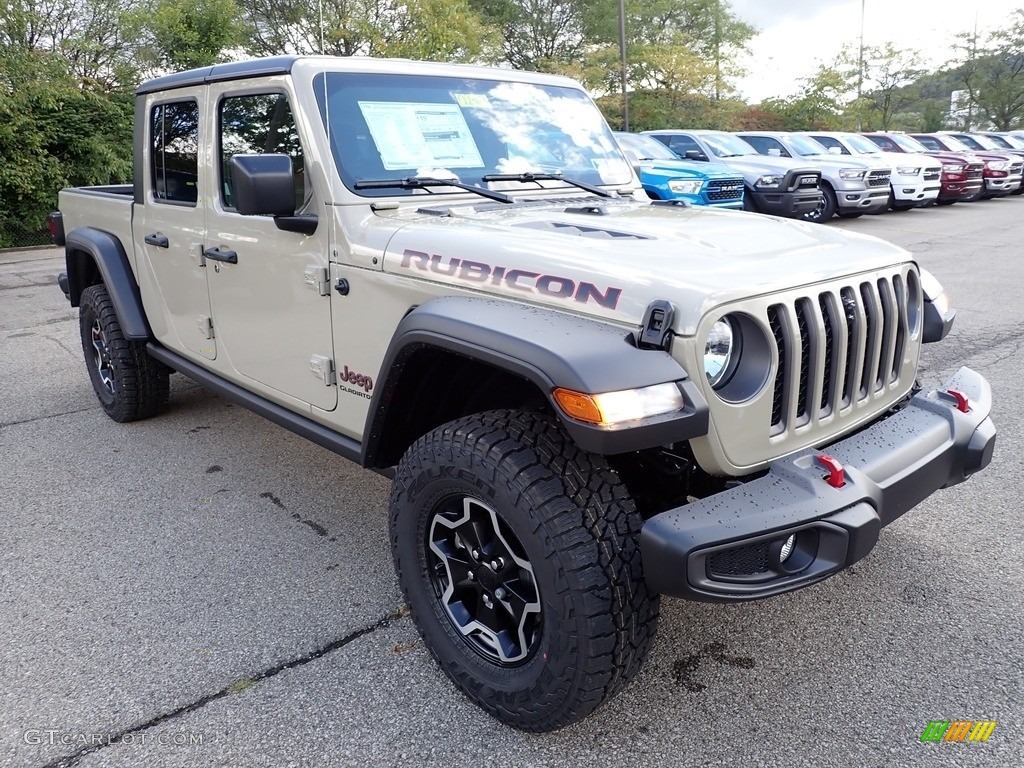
354;176;512;204
481;172;614;198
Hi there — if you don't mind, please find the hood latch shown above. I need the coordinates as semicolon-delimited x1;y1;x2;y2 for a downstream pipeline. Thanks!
638;300;675;350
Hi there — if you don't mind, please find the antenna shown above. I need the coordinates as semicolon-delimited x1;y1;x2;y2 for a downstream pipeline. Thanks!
318;0;325;55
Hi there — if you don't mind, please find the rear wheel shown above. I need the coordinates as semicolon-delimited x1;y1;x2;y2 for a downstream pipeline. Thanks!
389;409;659;731
79;284;169;422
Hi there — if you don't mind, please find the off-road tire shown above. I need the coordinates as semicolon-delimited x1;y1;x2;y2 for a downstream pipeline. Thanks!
79;284;169;422
804;184;837;223
389;409;659;732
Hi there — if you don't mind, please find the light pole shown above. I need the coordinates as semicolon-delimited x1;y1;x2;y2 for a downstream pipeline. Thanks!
856;0;865;130
618;0;629;131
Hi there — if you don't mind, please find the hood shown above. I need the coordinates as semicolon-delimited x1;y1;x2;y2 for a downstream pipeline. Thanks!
634;159;742;182
379;197;911;336
714;154;815;178
922;150;982;165
795;154;889;173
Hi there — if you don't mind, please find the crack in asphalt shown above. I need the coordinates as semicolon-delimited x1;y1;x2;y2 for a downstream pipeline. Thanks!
39;610;403;768
0;407;95;429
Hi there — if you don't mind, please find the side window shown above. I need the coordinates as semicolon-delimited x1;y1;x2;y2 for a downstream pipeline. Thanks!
813;136;848;154
745;136;788;157
916;136;939;151
667;135;702;157
872;136;897;151
151;101;199;205
219;93;306;211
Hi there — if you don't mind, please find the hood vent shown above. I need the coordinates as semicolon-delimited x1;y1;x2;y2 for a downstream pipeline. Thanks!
515;220;651;240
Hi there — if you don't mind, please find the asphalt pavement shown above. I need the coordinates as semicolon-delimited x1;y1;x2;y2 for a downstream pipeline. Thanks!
1;198;1022;767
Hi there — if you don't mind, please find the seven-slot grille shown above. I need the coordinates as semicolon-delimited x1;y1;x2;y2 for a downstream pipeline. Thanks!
766;274;910;433
707;179;744;201
867;170;890;187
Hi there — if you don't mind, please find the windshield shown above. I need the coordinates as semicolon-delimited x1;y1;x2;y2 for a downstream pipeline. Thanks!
961;133;999;150
890;134;929;152
700;132;758;157
1002;134;1024;149
786;134;829;156
937;134;972;152
844;134;884;154
313;72;632;197
614;132;680;161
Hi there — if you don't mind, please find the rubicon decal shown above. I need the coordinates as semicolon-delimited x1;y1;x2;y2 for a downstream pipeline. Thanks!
400;249;622;310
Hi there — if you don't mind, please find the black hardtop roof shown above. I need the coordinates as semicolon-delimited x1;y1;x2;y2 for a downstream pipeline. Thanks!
136;56;298;95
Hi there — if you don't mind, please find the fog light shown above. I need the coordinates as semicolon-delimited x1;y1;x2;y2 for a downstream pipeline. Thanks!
779;534;796;563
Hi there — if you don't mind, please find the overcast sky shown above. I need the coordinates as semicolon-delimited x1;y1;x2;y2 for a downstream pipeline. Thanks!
728;0;1024;102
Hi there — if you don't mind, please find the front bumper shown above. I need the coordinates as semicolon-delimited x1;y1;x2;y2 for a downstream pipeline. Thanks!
640;367;995;602
751;189;821;218
890;179;940;206
836;186;889;213
983;174;1023;196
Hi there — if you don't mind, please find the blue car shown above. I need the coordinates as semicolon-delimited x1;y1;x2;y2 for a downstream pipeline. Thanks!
615;132;745;209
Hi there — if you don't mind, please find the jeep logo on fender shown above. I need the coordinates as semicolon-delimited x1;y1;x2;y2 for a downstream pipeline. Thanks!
400;249;622;310
340;365;373;392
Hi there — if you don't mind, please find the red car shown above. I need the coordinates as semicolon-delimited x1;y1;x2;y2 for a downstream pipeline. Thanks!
912;133;1023;200
863;133;983;205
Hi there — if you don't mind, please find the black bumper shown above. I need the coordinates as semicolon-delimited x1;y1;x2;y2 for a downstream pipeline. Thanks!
751;189;821;218
640;367;995;602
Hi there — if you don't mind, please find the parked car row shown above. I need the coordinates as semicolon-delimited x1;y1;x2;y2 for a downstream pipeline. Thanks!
614;128;1024;223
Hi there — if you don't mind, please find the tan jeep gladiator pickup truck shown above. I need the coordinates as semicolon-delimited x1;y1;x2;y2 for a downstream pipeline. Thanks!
51;55;996;732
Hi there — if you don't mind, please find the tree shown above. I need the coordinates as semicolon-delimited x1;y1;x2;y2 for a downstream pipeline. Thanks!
953;10;1024;130
236;0;490;62
130;0;241;73
857;43;927;130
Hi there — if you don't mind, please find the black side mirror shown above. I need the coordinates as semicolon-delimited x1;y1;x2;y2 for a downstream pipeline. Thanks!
231;154;296;216
684;149;707;161
230;154;317;235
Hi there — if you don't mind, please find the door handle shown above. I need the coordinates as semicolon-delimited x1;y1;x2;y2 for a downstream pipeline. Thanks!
204;246;237;264
144;233;169;248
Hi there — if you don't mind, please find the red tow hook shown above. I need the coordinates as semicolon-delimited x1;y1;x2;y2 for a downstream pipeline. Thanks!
945;388;971;413
816;454;847;488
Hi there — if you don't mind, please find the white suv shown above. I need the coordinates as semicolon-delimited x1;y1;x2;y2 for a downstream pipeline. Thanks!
801;131;942;210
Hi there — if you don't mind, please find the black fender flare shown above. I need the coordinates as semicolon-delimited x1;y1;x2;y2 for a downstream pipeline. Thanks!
363;296;709;464
65;227;151;340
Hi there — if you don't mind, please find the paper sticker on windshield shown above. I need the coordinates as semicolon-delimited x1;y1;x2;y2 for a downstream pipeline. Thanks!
453;93;490;109
358;101;484;170
592;158;632;184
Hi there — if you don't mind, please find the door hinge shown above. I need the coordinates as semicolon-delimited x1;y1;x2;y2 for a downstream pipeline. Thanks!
197;315;214;339
304;266;330;296
309;354;336;386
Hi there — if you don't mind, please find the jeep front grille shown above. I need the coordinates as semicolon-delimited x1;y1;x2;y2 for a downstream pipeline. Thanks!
767;274;910;435
706;180;744;201
867;170;890;187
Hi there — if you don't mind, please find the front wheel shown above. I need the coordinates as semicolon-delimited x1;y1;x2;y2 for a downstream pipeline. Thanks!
803;185;837;223
389;410;659;732
79;284;169;422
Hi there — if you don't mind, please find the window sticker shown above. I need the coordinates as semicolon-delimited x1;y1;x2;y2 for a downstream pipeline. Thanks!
453;93;490;109
593;158;632;183
358;101;484;170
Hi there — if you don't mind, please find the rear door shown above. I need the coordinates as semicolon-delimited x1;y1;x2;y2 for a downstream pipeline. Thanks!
134;91;215;359
203;84;336;411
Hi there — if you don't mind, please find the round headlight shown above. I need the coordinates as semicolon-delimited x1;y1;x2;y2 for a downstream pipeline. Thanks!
704;317;736;388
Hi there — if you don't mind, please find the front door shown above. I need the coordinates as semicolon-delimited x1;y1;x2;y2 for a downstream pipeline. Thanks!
204;86;336;411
